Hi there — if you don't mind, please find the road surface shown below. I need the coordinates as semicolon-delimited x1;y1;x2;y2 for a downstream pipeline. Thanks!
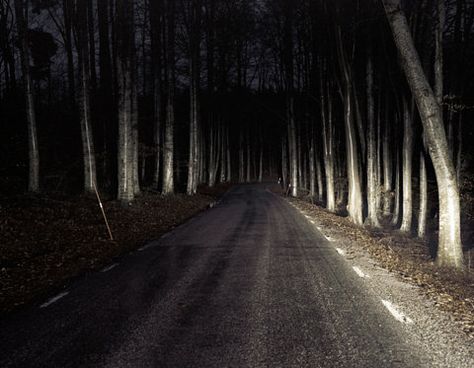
0;185;447;367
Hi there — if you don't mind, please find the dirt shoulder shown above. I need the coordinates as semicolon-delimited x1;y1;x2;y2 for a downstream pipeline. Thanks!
0;184;232;314
285;195;474;338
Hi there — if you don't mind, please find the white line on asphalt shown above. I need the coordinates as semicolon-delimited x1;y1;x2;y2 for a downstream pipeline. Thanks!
324;234;333;241
40;292;69;309
101;263;119;273
310;220;315;224
381;300;414;324
336;247;345;256
352;266;369;278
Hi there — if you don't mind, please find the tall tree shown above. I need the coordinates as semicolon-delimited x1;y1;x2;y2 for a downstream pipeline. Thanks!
116;0;136;203
14;0;40;192
75;0;97;193
187;0;201;195
382;0;464;269
162;0;175;195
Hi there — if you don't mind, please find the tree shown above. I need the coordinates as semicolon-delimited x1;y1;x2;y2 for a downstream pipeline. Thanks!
14;0;40;192
162;0;175;195
74;0;97;193
116;0;136;203
382;0;464;269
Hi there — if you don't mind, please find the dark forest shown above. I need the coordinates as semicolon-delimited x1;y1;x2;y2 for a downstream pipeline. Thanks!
2;1;474;365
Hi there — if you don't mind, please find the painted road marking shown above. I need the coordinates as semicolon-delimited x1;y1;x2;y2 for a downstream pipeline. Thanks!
40;292;69;309
101;263;119;273
324;234;333;241
352;266;370;278
336;248;345;256
382;300;414;324
310;220;315;224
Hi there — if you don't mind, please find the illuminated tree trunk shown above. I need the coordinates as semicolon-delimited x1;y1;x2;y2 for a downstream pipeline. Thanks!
365;52;380;227
309;134;316;198
75;0;97;193
382;113;392;216
336;26;363;225
187;0;201;195
383;0;463;268
400;97;413;233
162;0;175;195
150;0;162;189
391;149;401;226
281;136;288;190
116;0;135;203
418;150;428;238
321;72;335;212
14;0;40;193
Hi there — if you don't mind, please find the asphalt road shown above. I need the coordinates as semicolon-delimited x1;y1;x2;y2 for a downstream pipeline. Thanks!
0;184;436;367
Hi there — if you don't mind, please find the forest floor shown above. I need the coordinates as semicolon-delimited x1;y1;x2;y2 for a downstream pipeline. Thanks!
274;186;474;338
0;184;231;314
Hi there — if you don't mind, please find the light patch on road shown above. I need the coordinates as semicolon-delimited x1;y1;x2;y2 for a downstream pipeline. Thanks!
352;266;369;278
381;300;414;324
310;220;315;224
324;234;333;242
101;263;119;273
336;247;345;256
40;292;69;309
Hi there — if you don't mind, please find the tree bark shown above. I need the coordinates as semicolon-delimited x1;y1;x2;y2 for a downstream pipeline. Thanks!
116;0;135;203
366;51;381;227
75;0;97;193
14;0;40;192
400;97;413;233
383;0;463;268
162;0;175;195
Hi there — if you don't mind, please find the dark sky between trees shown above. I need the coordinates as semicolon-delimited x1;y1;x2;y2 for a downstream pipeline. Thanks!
1;0;474;268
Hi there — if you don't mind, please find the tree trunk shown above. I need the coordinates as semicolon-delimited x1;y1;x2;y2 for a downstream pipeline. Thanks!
150;0;162;189
162;0;175;195
116;0;135;203
187;0;201;195
418;150;428;238
400;97;413;233
382;110;392;216
383;0;463;268
366;51;381;227
76;0;97;193
309;134;316;198
14;0;40;193
391;148;401;226
321;73;335;212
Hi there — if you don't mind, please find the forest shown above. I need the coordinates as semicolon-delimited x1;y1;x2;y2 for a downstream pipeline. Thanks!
1;0;474;278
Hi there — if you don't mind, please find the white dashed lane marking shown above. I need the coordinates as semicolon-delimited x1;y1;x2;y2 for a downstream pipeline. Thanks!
352;266;370;278
336;248;346;256
40;292;69;309
381;300;414;324
101;263;119;273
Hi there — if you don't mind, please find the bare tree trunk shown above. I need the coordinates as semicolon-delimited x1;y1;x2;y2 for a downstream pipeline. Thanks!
14;0;39;192
382;109;392;216
162;0;175;195
391;148;401;226
400;97;413;233
281;136;288;190
309;134;316;197
321;72;335;212
76;0;97;193
418;150;428;238
87;0;97;93
366;51;381;227
63;0;75;107
383;0;463;268
116;0;135;203
187;0;201;195
316;155;323;201
288;98;297;196
336;26;363;225
150;0;162;189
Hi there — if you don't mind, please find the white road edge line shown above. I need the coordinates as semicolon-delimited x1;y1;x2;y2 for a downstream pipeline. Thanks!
101;263;119;273
40;292;69;309
352;266;369;278
381;300;414;324
336;247;345;256
310;220;315;224
324;235;333;242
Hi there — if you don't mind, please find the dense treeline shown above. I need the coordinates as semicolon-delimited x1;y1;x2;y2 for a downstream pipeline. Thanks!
1;0;474;269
